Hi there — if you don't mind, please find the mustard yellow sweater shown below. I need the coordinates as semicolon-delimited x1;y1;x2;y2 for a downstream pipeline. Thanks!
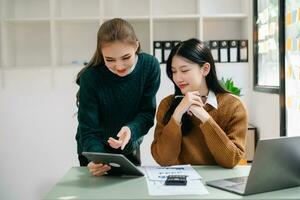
151;93;248;168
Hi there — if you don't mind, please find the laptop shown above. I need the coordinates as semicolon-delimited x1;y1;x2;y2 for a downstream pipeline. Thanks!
206;136;300;195
82;152;144;176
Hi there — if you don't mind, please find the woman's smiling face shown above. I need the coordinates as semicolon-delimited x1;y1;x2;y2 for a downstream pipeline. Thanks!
171;55;209;94
101;41;138;77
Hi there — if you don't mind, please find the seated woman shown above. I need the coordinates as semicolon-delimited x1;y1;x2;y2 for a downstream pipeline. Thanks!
151;38;248;168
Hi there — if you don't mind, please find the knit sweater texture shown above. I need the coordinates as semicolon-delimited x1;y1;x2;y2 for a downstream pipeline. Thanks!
76;53;160;156
151;93;248;168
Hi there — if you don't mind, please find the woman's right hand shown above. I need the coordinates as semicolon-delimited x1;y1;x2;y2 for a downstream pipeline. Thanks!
87;162;111;176
173;91;204;123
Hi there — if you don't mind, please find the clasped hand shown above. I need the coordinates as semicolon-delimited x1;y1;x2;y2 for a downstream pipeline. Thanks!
173;91;210;123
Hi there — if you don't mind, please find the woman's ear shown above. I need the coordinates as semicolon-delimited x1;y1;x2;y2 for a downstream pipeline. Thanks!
202;63;211;77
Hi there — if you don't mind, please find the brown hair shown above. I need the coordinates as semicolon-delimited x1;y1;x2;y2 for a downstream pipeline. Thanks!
76;18;141;106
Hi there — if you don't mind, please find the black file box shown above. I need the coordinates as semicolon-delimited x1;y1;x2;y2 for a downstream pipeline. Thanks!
173;40;180;47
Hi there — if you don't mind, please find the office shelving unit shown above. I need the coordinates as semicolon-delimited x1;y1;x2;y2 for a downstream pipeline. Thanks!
0;0;249;68
0;0;251;95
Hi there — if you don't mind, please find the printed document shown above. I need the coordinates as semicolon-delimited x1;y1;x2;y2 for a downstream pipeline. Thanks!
144;165;209;196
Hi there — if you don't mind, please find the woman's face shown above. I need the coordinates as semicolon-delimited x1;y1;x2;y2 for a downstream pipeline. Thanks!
171;55;210;94
101;41;138;77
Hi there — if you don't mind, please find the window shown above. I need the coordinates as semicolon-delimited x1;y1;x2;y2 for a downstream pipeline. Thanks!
253;0;284;93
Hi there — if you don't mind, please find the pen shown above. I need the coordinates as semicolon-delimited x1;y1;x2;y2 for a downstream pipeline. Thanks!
174;95;208;99
174;95;185;99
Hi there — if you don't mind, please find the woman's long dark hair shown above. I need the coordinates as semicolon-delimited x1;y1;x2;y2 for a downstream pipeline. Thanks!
163;38;228;135
75;18;141;106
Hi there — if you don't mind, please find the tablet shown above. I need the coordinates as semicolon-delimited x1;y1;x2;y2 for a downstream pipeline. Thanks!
82;152;144;176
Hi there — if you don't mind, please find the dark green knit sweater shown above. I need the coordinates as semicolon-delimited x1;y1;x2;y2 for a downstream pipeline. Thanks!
76;53;160;156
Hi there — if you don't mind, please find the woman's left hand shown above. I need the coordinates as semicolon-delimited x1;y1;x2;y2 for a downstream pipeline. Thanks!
108;126;131;150
189;104;211;123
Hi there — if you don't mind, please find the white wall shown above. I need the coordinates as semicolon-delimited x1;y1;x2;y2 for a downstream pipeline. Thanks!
0;68;79;200
248;92;280;138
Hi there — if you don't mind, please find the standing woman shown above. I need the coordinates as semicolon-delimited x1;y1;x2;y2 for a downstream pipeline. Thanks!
76;18;160;176
151;38;247;168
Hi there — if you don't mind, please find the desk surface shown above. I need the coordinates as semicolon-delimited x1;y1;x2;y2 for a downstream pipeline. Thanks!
43;165;300;200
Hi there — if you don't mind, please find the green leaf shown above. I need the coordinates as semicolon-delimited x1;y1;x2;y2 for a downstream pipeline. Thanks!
219;77;242;96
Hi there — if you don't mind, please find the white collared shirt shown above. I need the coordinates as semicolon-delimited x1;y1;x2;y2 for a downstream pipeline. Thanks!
127;54;138;74
206;90;218;109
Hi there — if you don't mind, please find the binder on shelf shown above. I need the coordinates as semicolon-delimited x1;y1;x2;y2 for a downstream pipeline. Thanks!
153;41;163;63
203;41;210;48
229;40;238;62
173;40;181;47
239;40;248;62
219;40;229;62
163;41;172;63
209;41;219;62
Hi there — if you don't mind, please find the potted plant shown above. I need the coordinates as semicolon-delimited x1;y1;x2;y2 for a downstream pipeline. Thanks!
220;77;242;96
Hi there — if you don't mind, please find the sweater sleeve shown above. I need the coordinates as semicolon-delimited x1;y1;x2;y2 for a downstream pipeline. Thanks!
126;57;160;141
199;99;248;168
77;72;105;153
151;97;182;166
